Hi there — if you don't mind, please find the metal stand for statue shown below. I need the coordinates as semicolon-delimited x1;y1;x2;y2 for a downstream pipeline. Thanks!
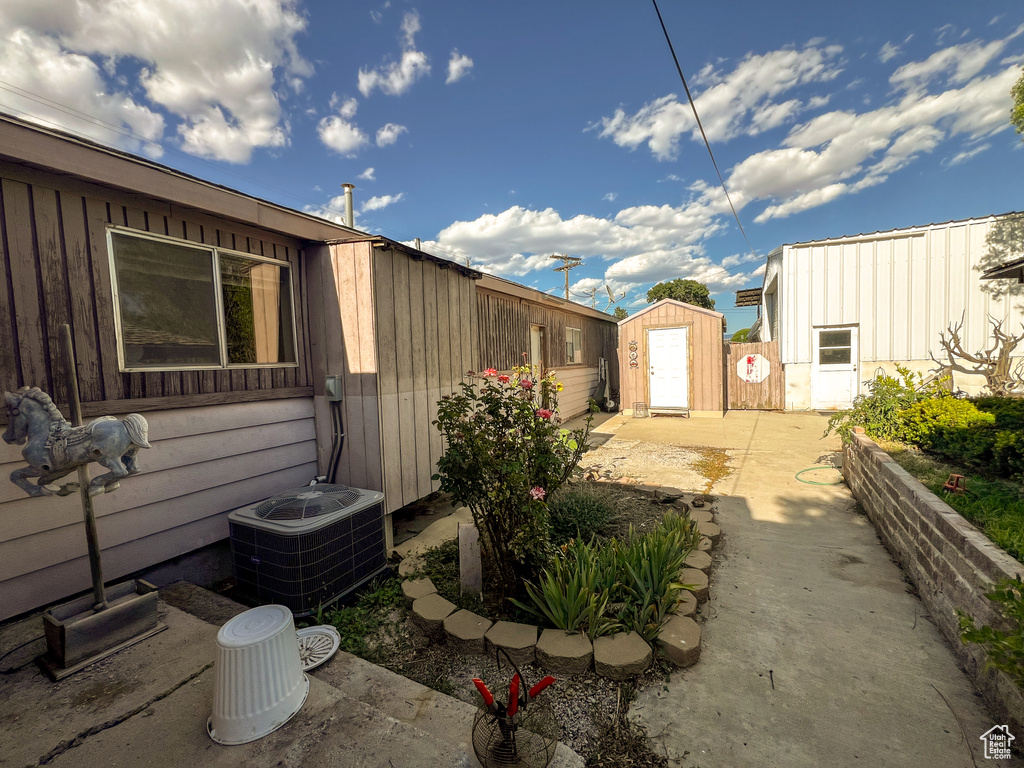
3;324;166;680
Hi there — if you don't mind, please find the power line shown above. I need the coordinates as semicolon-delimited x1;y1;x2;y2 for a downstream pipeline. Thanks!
650;0;760;264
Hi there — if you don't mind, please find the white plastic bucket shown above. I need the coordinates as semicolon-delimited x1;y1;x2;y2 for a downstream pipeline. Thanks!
208;604;309;745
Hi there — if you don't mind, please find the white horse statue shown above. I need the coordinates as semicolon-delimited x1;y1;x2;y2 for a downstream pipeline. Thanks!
3;386;150;497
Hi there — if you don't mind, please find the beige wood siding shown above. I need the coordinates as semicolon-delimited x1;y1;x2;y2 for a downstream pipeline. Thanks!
618;301;725;414
550;365;601;419
373;247;478;513
0;160;312;415
476;288;618;374
0;398;317;621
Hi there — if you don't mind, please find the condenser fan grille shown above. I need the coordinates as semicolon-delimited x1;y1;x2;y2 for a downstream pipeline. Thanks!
254;486;362;520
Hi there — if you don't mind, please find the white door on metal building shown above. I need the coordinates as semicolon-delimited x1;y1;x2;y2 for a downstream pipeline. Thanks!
812;326;858;409
648;327;689;409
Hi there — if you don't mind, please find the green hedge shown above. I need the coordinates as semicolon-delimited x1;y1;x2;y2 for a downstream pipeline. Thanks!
917;398;1024;480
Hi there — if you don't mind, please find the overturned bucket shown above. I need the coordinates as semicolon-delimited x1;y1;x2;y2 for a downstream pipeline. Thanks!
208;604;309;745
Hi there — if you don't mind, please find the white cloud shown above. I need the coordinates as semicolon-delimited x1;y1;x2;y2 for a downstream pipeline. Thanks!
358;11;430;97
446;50;473;84
376;122;407;146
603;192;617;202
358;167;376;181
890;25;1023;92
0;0;312;163
362;193;404;212
317;99;368;156
596;43;844;159
303;194;355;225
944;142;991;166
878;42;902;63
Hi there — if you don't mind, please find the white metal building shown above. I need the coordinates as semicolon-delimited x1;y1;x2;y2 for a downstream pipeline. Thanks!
752;212;1024;410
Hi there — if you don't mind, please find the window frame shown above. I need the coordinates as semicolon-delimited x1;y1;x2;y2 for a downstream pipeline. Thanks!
107;225;299;373
565;326;583;365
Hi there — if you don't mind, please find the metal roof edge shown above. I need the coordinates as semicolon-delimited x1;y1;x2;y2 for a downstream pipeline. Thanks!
779;210;1024;249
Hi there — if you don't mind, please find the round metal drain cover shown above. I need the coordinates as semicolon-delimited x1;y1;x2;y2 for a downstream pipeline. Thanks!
296;626;341;671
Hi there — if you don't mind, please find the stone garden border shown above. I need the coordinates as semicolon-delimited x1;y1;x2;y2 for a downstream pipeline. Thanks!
403;483;717;680
843;429;1024;732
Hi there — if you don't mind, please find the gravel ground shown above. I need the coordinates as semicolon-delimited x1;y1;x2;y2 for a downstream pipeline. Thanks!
580;439;731;492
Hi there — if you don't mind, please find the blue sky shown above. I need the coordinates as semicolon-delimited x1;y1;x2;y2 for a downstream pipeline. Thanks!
1;1;1023;333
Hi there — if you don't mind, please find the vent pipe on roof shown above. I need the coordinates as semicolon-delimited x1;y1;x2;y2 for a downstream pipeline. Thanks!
414;238;421;249
341;183;355;228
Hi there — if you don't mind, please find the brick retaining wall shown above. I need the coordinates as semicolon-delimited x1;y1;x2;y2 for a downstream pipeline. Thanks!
843;430;1024;730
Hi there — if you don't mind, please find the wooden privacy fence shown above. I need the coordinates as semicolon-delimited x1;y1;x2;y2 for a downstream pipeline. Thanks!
726;341;783;410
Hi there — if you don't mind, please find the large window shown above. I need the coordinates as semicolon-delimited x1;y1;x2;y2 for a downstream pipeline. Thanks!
108;228;297;371
565;327;583;364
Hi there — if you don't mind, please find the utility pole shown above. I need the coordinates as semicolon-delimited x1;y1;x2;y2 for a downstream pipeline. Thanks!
549;254;583;300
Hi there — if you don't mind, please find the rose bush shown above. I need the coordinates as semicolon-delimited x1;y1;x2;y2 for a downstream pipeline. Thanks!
432;360;591;596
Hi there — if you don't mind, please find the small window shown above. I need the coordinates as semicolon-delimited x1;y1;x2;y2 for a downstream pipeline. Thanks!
109;228;297;371
817;329;852;365
565;327;583;364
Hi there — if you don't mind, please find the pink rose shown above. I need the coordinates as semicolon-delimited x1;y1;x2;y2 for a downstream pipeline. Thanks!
482;368;498;378
536;408;554;420
520;379;533;390
530;486;546;501
498;374;510;383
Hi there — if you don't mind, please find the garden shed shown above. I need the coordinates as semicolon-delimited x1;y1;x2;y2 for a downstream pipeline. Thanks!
617;299;725;417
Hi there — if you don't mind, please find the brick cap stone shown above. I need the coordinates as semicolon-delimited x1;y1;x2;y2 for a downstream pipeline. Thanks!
697;521;720;544
401;578;437;605
685;550;712;572
485;621;538;665
536;629;594;676
672;591;697;617
411;593;456;639
679;568;709;603
593;631;653;680
659;615;701;667
444;609;492;654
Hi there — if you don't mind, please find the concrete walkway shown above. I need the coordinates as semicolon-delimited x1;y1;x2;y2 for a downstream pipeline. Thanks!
609;411;1016;768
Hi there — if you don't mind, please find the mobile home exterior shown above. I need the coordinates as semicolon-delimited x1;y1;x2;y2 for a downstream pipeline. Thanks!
755;213;1024;410
0;114;618;621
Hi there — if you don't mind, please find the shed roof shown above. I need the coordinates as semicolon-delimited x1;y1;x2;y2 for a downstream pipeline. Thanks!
477;274;617;322
618;298;724;325
782;210;1024;248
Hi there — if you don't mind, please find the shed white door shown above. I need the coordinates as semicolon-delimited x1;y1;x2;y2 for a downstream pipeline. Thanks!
648;327;689;409
812;327;858;409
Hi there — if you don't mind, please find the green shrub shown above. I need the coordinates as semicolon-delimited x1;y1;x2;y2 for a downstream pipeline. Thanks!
512;511;700;643
432;364;591;595
548;486;615;544
993;430;1024;478
824;364;948;442
974;397;1024;430
899;398;995;446
959;578;1024;688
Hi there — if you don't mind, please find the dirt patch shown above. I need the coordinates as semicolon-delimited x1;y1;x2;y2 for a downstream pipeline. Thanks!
581;439;732;493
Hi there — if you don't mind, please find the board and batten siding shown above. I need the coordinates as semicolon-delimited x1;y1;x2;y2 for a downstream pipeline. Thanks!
618;300;725;416
475;286;618;419
0;158;313;413
0;399;317;621
374;246;478;513
773;216;1024;367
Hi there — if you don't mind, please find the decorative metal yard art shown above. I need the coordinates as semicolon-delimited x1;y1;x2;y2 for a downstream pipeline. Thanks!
471;648;559;768
2;324;164;679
